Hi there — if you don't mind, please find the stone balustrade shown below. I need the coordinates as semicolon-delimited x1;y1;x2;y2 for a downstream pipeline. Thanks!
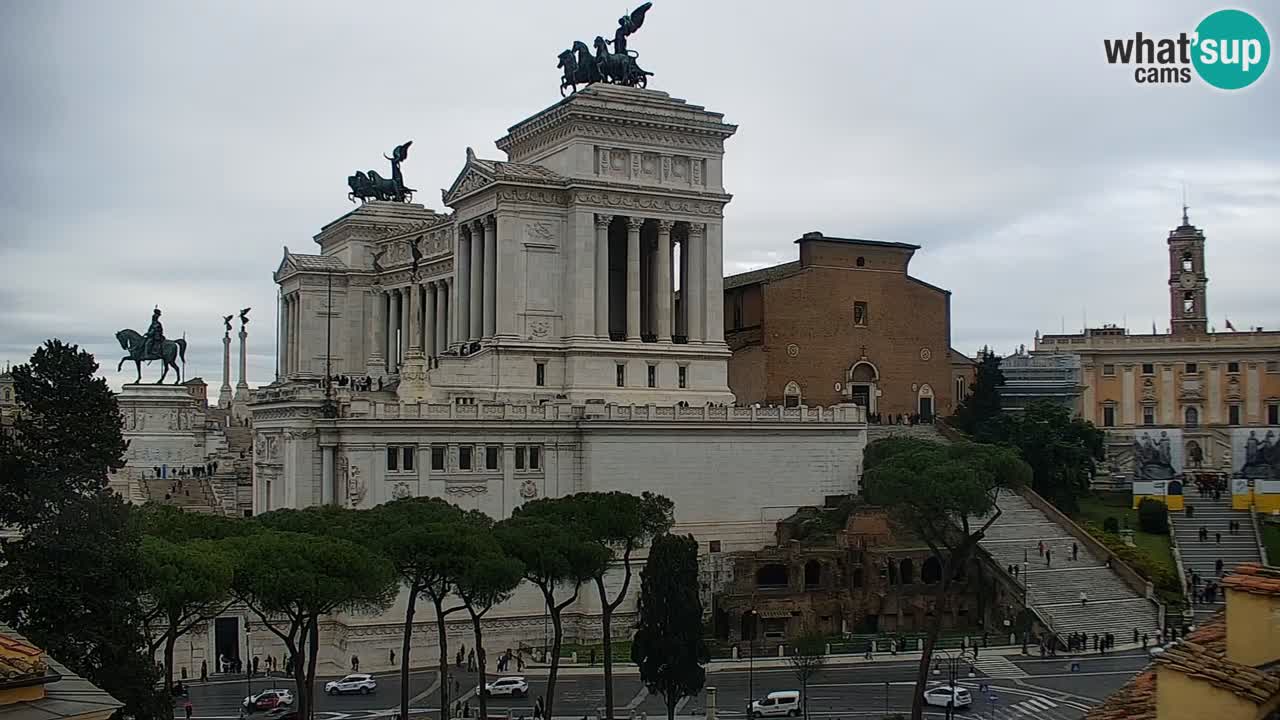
343;399;865;424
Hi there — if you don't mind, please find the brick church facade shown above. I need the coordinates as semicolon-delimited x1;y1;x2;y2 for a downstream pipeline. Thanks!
723;231;969;418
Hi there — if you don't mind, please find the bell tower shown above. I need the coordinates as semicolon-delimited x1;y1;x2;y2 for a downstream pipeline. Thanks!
1168;205;1208;336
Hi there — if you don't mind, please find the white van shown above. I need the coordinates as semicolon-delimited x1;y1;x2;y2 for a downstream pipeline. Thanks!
750;690;802;718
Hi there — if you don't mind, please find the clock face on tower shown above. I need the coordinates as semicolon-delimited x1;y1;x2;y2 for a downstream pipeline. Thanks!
1179;272;1197;289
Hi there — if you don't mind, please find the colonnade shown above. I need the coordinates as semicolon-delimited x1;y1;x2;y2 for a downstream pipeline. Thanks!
595;214;710;343
372;278;453;375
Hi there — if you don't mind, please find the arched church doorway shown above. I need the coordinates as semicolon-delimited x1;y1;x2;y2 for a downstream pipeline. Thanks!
848;361;879;413
918;384;935;420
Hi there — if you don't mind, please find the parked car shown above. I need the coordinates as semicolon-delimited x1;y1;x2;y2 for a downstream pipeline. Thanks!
750;690;801;718
922;685;972;709
242;689;294;713
262;708;299;720
325;674;377;695
480;676;529;697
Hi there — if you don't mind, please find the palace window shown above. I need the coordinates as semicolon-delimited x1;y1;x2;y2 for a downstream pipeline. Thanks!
1103;405;1116;427
1184;406;1199;428
1181;251;1194;272
1229;405;1241;425
856;256;866;267
1185;362;1198;374
784;381;802;408
709;540;722;553
387;446;414;473
535;362;546;387
853;301;869;327
616;363;626;387
459;446;473;471
515;446;525;470
431;446;446;471
1142;363;1154;375
1227;361;1240;374
1268;361;1279;373
1143;405;1156;426
678;365;688;389
1269;403;1279;425
647;365;657;388
1102;364;1116;377
485;446;499;471
529;446;541;470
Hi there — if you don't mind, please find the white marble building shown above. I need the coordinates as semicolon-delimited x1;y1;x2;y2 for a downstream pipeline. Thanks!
234;85;868;672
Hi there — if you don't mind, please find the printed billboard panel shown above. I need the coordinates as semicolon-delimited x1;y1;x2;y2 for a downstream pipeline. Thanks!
1231;427;1280;480
1132;428;1183;480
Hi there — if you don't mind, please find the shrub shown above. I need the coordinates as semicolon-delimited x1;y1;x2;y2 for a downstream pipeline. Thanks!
1103;516;1120;534
1137;498;1169;535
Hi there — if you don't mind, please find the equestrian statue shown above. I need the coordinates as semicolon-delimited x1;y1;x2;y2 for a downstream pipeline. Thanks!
116;307;188;384
558;3;654;96
348;141;415;203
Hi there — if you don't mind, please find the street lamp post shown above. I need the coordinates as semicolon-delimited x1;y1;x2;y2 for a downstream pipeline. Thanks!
930;648;977;720
745;609;758;717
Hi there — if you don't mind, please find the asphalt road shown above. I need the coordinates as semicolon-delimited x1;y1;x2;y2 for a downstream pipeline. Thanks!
179;650;1150;720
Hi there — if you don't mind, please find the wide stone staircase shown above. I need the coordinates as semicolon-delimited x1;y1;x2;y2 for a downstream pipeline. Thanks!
867;421;1162;640
980;492;1162;639
143;476;220;514
1171;493;1264;624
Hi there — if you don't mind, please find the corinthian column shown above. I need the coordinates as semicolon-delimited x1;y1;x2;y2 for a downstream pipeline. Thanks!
595;214;612;338
424;281;437;358
656;220;674;342
437;279;450;353
408;282;422;351
388;289;401;373
470;220;484;343
368;289;385;375
626;217;643;341
483;216;497;339
687;223;706;343
456;226;472;349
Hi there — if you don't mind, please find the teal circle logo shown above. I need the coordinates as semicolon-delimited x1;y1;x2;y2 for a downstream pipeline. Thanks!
1193;9;1270;89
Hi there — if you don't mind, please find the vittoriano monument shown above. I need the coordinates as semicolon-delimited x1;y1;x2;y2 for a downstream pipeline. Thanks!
116;307;188;384
347;141;415;203
558;2;654;95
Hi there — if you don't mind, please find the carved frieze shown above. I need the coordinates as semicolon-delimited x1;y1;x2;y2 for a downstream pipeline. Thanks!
445;484;489;496
570;191;723;217
496;188;569;206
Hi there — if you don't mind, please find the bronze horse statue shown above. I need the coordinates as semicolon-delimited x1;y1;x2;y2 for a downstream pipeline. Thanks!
115;329;187;384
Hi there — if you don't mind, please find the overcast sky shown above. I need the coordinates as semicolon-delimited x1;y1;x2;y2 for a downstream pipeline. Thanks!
2;1;1276;389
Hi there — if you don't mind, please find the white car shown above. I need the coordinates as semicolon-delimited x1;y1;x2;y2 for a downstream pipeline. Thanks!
481;676;529;697
923;685;972;709
325;674;377;695
750;690;801;718
242;689;294;712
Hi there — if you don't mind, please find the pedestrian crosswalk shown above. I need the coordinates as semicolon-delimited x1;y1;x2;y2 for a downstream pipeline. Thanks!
1002;696;1061;717
968;654;1028;679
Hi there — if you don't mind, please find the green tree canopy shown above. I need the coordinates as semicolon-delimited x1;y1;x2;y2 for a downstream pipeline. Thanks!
951;348;1005;436
978;400;1105;513
139;536;235;691
862;437;1029;720
223;528;397;720
631;534;707;720
454;524;524;720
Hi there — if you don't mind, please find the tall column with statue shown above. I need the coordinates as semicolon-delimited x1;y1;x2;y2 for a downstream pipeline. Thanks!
234;309;251;412
218;314;233;406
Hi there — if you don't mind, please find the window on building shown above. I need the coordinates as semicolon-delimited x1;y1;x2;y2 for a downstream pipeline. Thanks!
402;447;415;472
1103;405;1116;427
1142;363;1154;375
1102;364;1116;377
1183;291;1195;314
853;301;869;327
616;363;626;387
485;446;499;471
515;446;526;470
1181;251;1193;272
1270;403;1279;425
732;293;744;329
1268;361;1280;373
647;365;657;388
1143;405;1156;426
1227;361;1240;374
856;256;866;267
784;381;802;408
386;447;399;472
529;446;541;470
678;366;687;389
1229;405;1241;425
1185;362;1198;374
955;377;965;401
459;446;473;470
2;389;9;401
535;362;546;387
709;540;722;553
1184;406;1199;428
431;446;446;471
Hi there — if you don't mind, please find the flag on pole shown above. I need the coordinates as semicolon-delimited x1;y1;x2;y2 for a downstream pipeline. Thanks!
1225;318;1236;331
1152;321;1158;335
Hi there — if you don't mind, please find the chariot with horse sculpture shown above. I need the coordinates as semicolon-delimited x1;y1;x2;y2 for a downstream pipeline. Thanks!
347;141;415;203
116;307;187;384
558;3;655;96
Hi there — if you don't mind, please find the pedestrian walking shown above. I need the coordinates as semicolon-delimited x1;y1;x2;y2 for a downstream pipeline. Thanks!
352;655;360;672
390;649;396;666
1216;558;1225;575
252;656;259;676
1080;591;1088;606
1045;549;1052;567
1187;504;1195;518
184;701;193;720
1072;542;1079;561
1216;531;1222;544
200;660;208;682
1200;526;1208;542
1142;633;1149;649
1038;540;1045;557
